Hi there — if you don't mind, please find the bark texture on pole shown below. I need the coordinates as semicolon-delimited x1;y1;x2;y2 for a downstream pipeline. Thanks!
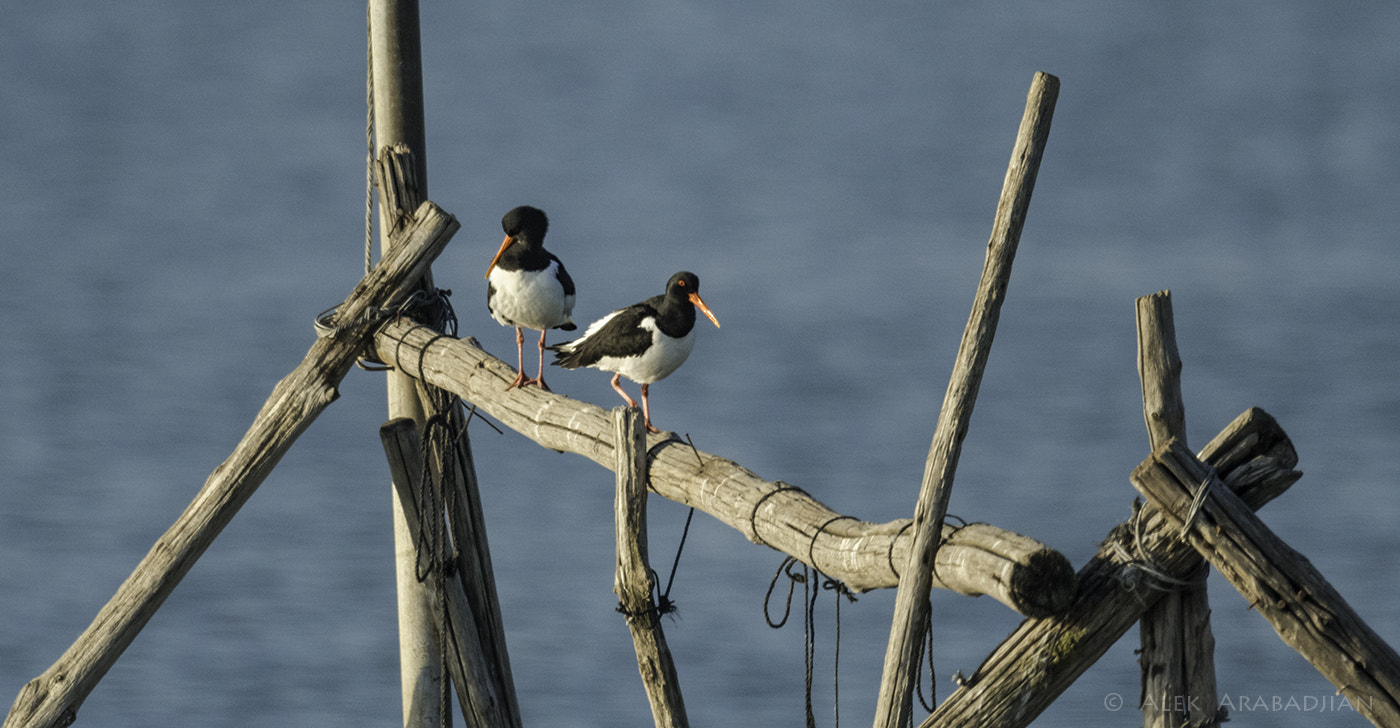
1135;291;1219;728
873;70;1059;728
612;407;690;728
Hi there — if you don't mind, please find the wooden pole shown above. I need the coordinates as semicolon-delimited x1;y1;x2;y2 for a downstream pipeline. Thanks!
4;203;458;728
612;406;690;728
1131;440;1400;727
368;1;442;723
1135;291;1219;728
370;321;1076;615
379;418;520;728
873;70;1059;728
920;408;1301;728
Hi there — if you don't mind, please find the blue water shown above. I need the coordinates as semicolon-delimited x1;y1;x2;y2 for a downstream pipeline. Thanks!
3;2;1399;726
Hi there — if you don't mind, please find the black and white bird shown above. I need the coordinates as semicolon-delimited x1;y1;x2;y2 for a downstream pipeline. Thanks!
485;205;576;391
549;271;720;433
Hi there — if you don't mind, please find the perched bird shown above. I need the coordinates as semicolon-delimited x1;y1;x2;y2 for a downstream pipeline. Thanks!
549;271;720;433
485;205;576;390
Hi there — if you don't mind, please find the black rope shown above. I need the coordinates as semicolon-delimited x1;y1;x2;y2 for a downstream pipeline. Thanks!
655;507;695;617
911;603;936;717
394;287;463;728
763;553;858;728
749;481;807;547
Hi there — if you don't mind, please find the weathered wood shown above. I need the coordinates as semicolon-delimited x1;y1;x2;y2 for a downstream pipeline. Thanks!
4;202;459;728
613;407;690;728
1131;440;1400;727
920;408;1302;728
372;320;1075;616
1135;290;1218;728
369;1;441;712
875;70;1060;728
379;418;516;728
416;385;522;728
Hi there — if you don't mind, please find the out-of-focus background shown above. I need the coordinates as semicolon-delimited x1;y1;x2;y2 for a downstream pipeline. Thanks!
3;3;1397;726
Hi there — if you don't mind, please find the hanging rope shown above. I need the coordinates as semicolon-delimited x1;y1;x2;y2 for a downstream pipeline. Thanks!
364;1;376;276
761;514;859;728
654;506;695;617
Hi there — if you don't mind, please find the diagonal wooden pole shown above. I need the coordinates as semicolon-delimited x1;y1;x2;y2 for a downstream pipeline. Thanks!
872;71;1058;728
4;203;458;728
1132;441;1400;727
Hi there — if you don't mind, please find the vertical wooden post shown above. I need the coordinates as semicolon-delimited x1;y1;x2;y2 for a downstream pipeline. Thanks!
368;1;441;725
613;407;690;728
1135;291;1218;728
380;416;522;728
872;71;1058;728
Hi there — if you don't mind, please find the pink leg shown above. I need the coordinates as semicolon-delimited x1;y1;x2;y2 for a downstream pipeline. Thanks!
506;327;528;389
639;383;659;433
610;373;639;408
532;329;551;391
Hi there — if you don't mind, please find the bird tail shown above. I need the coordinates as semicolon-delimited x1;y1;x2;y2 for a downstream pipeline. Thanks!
547;339;583;368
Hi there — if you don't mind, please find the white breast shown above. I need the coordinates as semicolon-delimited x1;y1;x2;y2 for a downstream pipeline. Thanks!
592;317;695;384
488;262;575;330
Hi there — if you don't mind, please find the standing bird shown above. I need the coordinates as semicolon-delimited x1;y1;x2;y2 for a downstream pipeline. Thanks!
485;205;576;390
549;271;720;433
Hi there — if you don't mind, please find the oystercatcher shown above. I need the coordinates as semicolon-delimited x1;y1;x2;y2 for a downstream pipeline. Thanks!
549;271;720;433
485;205;576;390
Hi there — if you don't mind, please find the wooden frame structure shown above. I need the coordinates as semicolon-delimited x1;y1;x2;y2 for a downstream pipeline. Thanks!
7;7;1400;728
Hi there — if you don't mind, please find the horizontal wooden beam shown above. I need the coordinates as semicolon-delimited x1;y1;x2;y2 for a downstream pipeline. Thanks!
372;318;1074;617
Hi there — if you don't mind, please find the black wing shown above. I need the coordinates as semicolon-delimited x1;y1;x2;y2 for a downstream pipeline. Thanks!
550;304;655;369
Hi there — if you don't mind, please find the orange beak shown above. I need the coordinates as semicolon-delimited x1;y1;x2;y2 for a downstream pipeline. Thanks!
485;235;514;279
689;292;721;328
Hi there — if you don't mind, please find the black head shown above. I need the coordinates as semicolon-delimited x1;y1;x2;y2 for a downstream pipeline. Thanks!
501;205;549;243
665;271;720;328
665;271;701;297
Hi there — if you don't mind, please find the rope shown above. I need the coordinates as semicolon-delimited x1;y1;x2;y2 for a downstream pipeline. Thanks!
911;604;936;716
749;481;807;547
414;387;462;728
654;507;695;617
364;0;376;277
762;541;857;728
1112;499;1198;604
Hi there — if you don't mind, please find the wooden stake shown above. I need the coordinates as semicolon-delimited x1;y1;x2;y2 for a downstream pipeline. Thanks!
4;203;458;728
921;408;1301;728
1135;291;1219;728
1132;441;1400;727
873;70;1059;728
379;418;520;728
370;321;1076;616
612;407;690;728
